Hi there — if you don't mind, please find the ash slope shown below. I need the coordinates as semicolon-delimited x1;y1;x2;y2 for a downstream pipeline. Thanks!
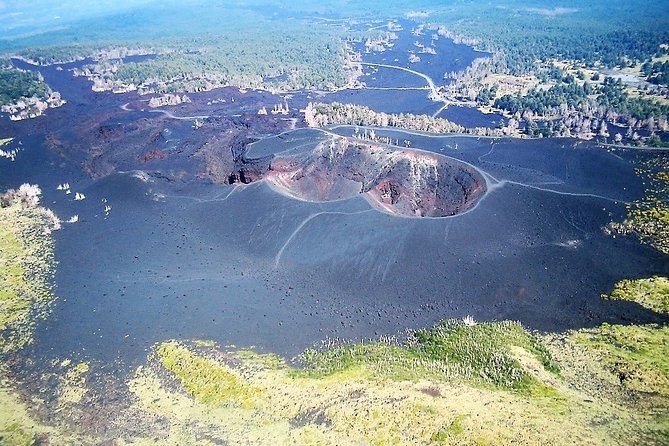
25;130;669;367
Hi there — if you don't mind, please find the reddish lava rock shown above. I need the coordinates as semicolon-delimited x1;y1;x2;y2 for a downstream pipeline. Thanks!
140;149;167;163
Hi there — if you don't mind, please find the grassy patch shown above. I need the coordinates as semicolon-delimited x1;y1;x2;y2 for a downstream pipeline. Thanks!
58;361;90;405
0;199;56;353
544;328;669;445
572;323;669;397
582;277;669;397
298;342;421;380
0;422;36;446
156;341;259;407
411;319;558;390
123;333;633;445
604;276;669;314
234;349;284;370
192;339;217;348
431;414;466;443
0;187;63;445
300;319;558;393
543;276;669;442
0;383;45;446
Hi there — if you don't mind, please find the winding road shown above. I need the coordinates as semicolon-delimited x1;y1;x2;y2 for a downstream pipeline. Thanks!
361;62;441;99
360;62;477;117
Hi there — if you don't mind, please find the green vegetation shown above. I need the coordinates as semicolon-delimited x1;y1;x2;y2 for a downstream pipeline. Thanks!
411;319;559;389
156;341;259;407
452;14;667;76
604;276;669;315
120;322;661;445
385;1;668;77
0;69;48;105
0;3;667;444
0;185;57;354
573;323;669;397
0;386;45;446
4;1;667;128
2;3;359;99
14;18;352;94
133;279;669;445
300;319;557;393
642;60;669;86
0;186;59;445
5;1;667;77
158;320;559;401
542;275;669;446
57;361;90;406
494;77;669;124
110;30;348;92
580;276;669;398
607;156;669;254
597;77;669;120
18;45;100;66
430;415;465;443
595;158;669;411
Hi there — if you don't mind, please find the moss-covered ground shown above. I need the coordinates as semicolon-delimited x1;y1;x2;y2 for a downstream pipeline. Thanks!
561;276;669;403
112;312;663;446
0;382;47;446
604;276;669;315
299;320;558;393
541;276;669;446
0;192;56;446
571;323;668;397
0;199;56;353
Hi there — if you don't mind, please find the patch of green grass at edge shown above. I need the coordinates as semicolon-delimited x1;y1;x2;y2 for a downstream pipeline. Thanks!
158;319;561;400
0;200;55;446
570;275;669;443
431;414;466;443
0;421;36;446
603;276;669;315
156;341;259;408
298;319;559;395
575;276;669;398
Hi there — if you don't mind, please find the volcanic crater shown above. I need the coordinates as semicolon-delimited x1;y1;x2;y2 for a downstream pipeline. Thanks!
229;136;487;218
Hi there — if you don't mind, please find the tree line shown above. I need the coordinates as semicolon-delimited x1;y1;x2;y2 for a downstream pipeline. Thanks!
491;77;669;136
304;102;502;137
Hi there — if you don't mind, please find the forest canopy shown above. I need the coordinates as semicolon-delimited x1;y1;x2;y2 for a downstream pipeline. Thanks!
0;68;48;105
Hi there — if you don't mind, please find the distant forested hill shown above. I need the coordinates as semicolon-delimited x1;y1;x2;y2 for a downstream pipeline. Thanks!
3;1;667;72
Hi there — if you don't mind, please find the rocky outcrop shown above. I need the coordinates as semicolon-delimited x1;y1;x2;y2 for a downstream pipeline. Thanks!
148;94;191;108
2;91;65;121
